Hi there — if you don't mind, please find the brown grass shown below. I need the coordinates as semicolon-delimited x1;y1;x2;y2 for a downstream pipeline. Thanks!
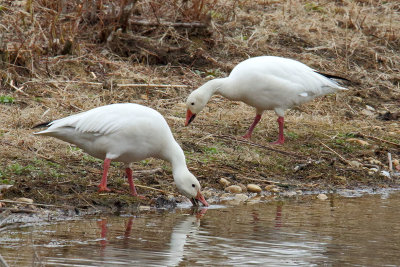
0;0;399;208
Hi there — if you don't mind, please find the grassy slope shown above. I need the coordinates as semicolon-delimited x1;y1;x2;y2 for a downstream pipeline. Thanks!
0;0;399;208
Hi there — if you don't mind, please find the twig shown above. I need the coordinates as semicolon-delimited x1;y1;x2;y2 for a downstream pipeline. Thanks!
358;133;400;148
133;168;163;175
117;83;188;88
0;200;73;209
388;152;393;171
319;141;349;164
131;20;208;28
214;134;307;159
9;80;29;96
0;254;10;267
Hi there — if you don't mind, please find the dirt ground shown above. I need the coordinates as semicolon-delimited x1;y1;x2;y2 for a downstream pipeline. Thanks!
0;0;399;213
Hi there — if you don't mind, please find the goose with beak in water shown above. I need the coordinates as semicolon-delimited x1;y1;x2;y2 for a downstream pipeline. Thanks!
185;56;348;144
34;103;208;207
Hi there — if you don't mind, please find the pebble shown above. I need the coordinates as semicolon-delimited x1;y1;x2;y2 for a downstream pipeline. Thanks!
225;185;242;194
346;138;369;146
219;178;231;187
351;96;363;103
368;159;382;165
393;159;399;167
366;105;375;111
317;193;328;200
235;194;249;202
16;197;34;204
247;184;262;193
349;160;362;168
265;185;280;193
380;171;391;178
237;183;247;193
361;109;374;116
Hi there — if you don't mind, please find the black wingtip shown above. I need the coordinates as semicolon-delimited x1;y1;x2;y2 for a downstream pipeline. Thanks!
315;71;351;82
32;121;52;129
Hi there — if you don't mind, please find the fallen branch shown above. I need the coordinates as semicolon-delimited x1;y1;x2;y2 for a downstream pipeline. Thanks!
131;19;208;28
117;83;188;88
0;254;10;267
9;80;29;96
358;133;400;148
214;134;307;159
319;141;349;164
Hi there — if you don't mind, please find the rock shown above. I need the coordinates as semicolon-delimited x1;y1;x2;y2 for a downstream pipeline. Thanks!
265;185;280;193
368;168;379;175
220;193;231;199
235;194;249;202
201;189;214;198
349;160;362;168
361;109;374;116
219;178;231;187
346;138;369;146
317;193;328;200
282;191;297;197
247;184;262;193
368;158;382;165
393;159;399;167
380;171;391;178
0;184;13;192
139;206;151;211
16;197;33;204
237;183;247;193
351;96;363;103
225;185;242;194
366;105;375;111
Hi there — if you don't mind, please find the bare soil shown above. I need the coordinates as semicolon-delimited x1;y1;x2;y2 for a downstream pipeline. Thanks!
0;0;399;213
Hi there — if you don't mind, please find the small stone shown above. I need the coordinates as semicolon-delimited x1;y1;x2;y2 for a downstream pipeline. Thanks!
225;185;242;194
219;178;231;187
361;109;374;116
265;185;281;193
346;138;369;146
201;190;213;198
351;96;363;103
368;159;382;165
366;105;375;111
237;183;247;193
349;160;362;168
16;197;34;204
235;194;249;202
282;191;297;197
380;171;391;178
139;206;151;211
220;193;231;199
317;193;328;200
393;159;399;167
247;184;262;193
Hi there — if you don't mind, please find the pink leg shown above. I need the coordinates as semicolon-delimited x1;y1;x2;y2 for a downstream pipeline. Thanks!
271;116;285;145
98;158;112;192
126;168;147;199
125;167;138;196
242;114;262;139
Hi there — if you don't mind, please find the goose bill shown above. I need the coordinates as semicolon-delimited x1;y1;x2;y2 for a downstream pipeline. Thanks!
185;109;196;126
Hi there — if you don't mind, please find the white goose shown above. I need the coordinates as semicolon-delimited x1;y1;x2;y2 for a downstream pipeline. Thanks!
185;56;348;144
34;103;208;207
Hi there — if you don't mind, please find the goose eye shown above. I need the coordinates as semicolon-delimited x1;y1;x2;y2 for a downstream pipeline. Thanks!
192;184;195;188
191;102;195;105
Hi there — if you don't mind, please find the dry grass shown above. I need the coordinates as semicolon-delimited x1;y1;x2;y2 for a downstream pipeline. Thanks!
0;0;399;208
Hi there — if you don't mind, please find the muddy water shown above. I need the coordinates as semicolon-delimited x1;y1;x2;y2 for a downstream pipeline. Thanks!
1;190;400;266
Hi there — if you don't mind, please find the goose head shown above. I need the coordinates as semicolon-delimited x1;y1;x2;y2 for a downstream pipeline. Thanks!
175;170;209;207
185;90;208;126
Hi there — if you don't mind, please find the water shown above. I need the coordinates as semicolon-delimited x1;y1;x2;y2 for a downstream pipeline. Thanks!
1;191;400;266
